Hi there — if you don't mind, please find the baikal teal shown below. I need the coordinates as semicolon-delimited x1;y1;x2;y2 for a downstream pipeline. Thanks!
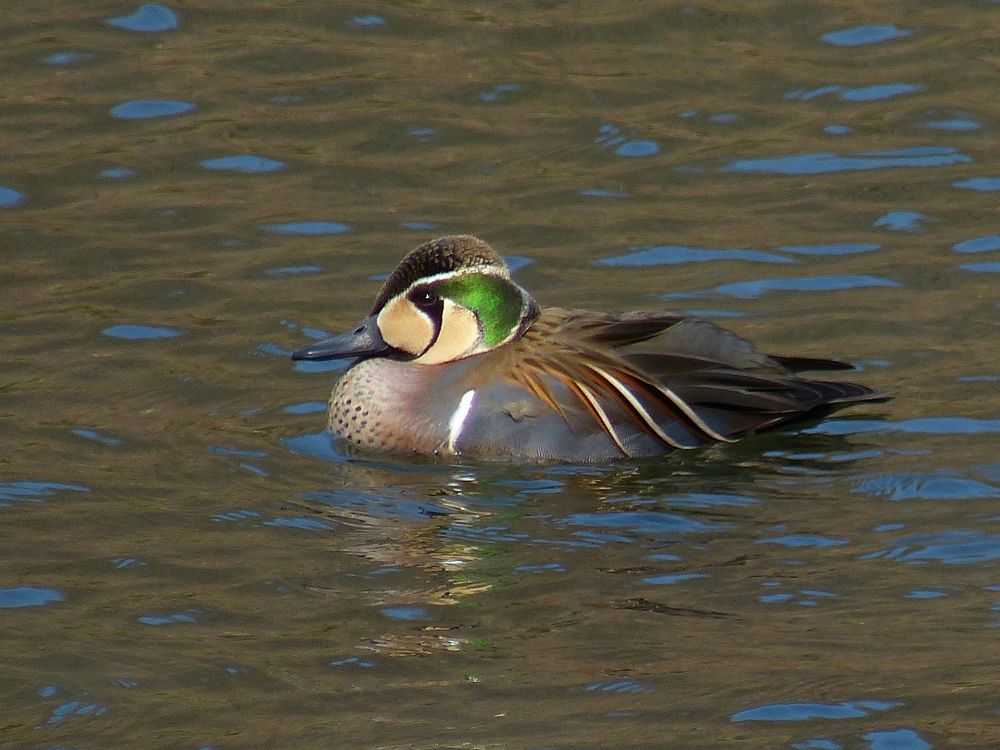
292;236;890;462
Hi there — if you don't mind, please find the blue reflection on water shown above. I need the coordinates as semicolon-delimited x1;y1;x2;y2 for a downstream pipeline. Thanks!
779;243;880;256
261;221;352;235
953;177;1000;191
598;245;793;266
212;509;260;523
924;117;981;131
381;605;433;621
863;728;933;750
281;432;345;462
331;656;374;668
580;188;629;198
732;699;901;722
0;481;90;508
266;265;323;276
757;534;849;548
585;679;654;694
852;472;999;501
263;517;333;531
71;428;124;446
840;84;924;102
480;83;522;103
209;445;268;459
616;140;660;157
874;211;928;233
350;15;386;27
139;609;199;625
807;417;1000;436
563;511;725;534
41;696;108;725
864;530;1000;565
100;167;137;179
201;155;286;173
953;235;1000;253
0;587;65;608
642;572;709;585
905;589;947;599
103;324;183;340
104;3;180;32
283;401;327;414
667;493;759;509
0;186;25;207
44;51;94;66
793;739;840;750
722;146;967;175
786;85;842;101
110;99;195;119
595;124;661;157
821;25;912;47
960;261;1000;273
711;275;899;299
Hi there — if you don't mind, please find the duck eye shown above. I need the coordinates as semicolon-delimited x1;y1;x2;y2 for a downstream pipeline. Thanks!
412;289;439;309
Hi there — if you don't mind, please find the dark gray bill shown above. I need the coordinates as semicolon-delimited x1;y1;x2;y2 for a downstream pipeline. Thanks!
290;315;391;361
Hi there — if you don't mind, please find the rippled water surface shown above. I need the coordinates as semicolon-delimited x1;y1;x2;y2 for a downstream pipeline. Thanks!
3;2;999;748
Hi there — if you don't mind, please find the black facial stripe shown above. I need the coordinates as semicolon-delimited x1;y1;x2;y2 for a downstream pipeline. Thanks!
415;298;445;357
370;236;506;314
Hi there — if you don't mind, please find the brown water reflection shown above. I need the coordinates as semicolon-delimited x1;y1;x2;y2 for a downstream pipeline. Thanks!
2;1;999;748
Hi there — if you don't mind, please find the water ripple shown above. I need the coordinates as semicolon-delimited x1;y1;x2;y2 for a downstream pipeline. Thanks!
110;99;195;119
596;124;661;157
841;84;925;102
722;146;968;175
71;428;124;446
864;530;1000;565
874;211;929;233
0;587;65;608
960;261;1000;273
0;185;25;207
821;25;912;47
953;235;1000;253
350;15;386;27
711;274;899;299
732;699;901;722
104;3;180;33
103;324;183;340
598;245;793;267
852;472;999;501
923;117;981;131
785;84;924;103
0;481;90;508
261;221;352;235
863;728;933;750
757;534;849;548
562;511;725;535
953;177;1000;191
201;155;286;173
779;243;880;256
806;417;1000;436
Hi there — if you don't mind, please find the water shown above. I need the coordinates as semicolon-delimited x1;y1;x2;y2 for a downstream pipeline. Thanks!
3;1;999;748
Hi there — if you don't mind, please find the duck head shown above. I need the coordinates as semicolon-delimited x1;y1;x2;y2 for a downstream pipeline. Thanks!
291;235;539;365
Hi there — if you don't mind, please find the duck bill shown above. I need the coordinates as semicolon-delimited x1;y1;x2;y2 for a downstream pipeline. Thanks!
291;315;392;361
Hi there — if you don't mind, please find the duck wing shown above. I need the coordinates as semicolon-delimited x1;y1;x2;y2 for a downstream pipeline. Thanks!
515;308;889;455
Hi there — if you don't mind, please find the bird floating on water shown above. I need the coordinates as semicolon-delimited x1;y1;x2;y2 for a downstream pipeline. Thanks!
292;235;889;462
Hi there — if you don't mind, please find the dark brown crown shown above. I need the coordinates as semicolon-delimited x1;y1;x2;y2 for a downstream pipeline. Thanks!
370;235;508;313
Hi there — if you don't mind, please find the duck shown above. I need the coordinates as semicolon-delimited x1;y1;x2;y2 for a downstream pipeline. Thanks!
291;235;889;462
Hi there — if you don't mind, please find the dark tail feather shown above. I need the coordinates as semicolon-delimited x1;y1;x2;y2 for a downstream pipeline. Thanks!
770;354;858;372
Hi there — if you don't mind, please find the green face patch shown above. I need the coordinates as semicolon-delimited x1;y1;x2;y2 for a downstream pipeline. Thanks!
437;274;523;347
